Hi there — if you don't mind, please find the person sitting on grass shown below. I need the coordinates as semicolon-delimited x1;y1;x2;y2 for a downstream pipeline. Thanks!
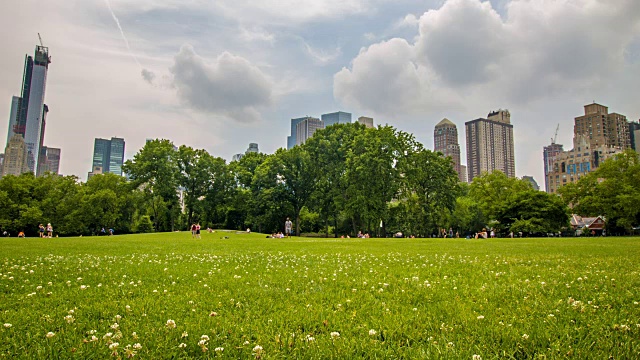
18;231;25;238
475;228;488;239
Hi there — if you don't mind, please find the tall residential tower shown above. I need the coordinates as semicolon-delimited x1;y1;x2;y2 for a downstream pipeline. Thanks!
434;118;464;182
465;109;515;181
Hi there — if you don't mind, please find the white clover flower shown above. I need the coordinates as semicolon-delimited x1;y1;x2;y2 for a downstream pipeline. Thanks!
90;335;98;342
65;315;75;323
243;341;250;345
109;342;119;350
181;331;188;338
473;355;482;360
305;335;315;342
132;332;138;339
522;334;529;340
477;315;485;320
368;329;377;336
115;315;122;320
133;343;142;350
330;331;340;339
252;345;263;353
111;323;119;330
214;347;224;352
80;285;87;290
3;323;12;328
104;332;113;339
209;311;218;317
46;332;56;338
200;335;210;341
178;343;187;348
125;305;131;311
166;319;176;329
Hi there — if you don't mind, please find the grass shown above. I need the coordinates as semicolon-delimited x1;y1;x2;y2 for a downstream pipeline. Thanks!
0;232;639;359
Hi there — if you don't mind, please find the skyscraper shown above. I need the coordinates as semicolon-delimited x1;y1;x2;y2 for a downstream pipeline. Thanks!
434;118;463;182
543;142;564;193
246;143;259;154
296;117;323;146
89;137;125;178
628;120;640;151
287;117;308;149
357;116;374;128
19;46;51;173
465;109;515;181
321;111;351;127
1;135;29;177
36;146;61;176
574;103;630;149
4;44;51;174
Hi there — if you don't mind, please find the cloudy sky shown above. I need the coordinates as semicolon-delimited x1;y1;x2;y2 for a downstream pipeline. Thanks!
1;0;639;183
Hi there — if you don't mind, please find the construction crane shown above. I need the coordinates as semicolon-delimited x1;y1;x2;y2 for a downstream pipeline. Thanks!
551;123;559;144
38;33;44;47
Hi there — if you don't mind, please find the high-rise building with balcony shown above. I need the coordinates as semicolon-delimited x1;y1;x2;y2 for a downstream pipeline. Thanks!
434;118;463;182
465;109;515;181
574;103;630;149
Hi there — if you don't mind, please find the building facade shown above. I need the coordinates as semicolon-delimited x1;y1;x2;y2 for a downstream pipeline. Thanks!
1;134;29;177
546;135;623;194
574;103;630;149
296;117;323;146
357;116;374;128
4;45;51;174
629;121;640;151
89;137;125;178
522;176;540;190
36;146;61;176
543;143;564;193
246;143;259;154
434;118;464;182
287;117;308;149
321;111;351;127
465;109;515;181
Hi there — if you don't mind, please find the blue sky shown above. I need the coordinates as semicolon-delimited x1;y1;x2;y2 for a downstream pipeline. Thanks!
1;0;639;183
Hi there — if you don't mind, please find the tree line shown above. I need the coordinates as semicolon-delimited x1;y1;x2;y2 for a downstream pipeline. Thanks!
0;123;638;237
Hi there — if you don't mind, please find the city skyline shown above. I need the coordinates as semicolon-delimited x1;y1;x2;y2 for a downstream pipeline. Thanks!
0;1;639;181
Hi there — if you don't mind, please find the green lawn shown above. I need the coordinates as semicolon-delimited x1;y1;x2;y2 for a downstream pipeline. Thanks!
1;232;639;359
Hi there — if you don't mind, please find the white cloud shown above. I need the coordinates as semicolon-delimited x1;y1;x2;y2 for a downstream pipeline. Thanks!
334;0;640;112
334;39;460;115
169;44;274;123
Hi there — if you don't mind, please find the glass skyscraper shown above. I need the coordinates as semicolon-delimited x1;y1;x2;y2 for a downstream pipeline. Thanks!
91;137;125;177
321;111;352;127
5;45;51;174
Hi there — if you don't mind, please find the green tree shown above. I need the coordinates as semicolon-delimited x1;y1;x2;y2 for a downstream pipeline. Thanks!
399;148;460;236
559;150;640;234
468;171;533;223
495;190;569;234
304;123;366;237
123;139;180;231
254;147;313;236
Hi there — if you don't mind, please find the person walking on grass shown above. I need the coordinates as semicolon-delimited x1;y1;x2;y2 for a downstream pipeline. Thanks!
285;218;293;238
46;223;53;238
38;224;45;238
196;223;201;239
